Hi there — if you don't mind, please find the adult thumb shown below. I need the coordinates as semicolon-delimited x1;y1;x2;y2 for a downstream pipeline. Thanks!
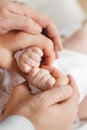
37;85;73;107
1;14;42;35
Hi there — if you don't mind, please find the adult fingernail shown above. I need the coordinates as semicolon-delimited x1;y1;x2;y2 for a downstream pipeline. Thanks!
34;24;42;33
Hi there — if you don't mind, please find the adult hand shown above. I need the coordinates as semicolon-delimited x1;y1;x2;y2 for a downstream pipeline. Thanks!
0;31;55;75
42;66;69;86
27;66;69;91
0;1;62;57
2;75;79;130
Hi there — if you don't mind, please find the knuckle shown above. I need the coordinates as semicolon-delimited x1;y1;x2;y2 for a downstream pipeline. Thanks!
20;53;26;60
30;61;35;66
23;65;30;73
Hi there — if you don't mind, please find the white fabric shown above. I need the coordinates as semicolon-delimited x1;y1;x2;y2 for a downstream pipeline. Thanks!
0;115;35;130
72;120;87;130
17;0;86;36
53;49;87;102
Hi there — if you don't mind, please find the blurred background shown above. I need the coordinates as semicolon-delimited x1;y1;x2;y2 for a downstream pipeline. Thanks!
78;0;87;15
16;0;87;38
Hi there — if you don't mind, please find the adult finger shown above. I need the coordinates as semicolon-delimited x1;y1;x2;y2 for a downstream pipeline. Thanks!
35;85;73;107
0;2;42;34
11;32;55;66
42;66;69;86
1;32;55;72
7;1;63;56
3;13;42;34
41;66;64;78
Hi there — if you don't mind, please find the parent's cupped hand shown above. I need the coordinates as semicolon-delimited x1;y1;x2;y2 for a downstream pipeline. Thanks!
0;1;62;57
0;31;55;75
2;75;79;130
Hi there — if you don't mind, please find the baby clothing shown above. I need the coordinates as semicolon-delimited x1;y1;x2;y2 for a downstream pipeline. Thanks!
0;69;25;116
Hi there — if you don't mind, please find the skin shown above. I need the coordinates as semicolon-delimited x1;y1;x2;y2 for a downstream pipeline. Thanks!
1;75;79;130
0;31;55;75
0;1;62;57
78;96;87;120
63;24;87;55
63;24;87;120
17;47;69;90
0;27;79;129
17;46;44;73
28;68;56;90
27;66;69;91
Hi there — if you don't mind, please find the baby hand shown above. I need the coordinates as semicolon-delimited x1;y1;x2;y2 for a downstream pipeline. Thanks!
26;66;69;91
17;46;43;73
27;68;56;91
